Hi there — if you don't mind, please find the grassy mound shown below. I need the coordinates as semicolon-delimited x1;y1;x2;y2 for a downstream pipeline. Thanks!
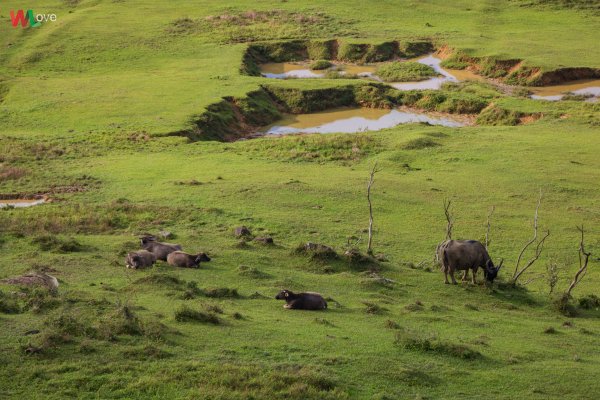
375;62;437;82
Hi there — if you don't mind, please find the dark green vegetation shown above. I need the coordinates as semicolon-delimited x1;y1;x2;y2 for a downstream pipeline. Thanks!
375;62;438;82
1;0;600;399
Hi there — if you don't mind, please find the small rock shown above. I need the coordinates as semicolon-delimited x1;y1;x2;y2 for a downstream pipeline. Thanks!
23;330;40;336
2;273;58;291
254;236;274;245
234;226;252;238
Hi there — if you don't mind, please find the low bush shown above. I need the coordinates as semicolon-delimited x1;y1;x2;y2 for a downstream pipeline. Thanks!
310;60;333;70
395;329;482;360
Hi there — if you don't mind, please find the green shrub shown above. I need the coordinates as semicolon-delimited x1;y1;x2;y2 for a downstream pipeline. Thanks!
337;42;368;62
32;235;85;253
375;62;437;82
203;287;239;298
0;290;20;314
578;294;600;309
310;60;333;70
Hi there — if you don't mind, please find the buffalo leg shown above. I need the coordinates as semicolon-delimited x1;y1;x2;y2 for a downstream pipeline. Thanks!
444;269;450;284
462;270;469;282
471;269;477;284
450;269;458;285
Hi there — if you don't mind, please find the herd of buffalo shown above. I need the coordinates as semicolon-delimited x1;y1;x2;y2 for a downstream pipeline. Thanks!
125;235;503;311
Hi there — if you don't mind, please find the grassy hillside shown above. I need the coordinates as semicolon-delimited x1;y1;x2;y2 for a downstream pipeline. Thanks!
1;1;600;399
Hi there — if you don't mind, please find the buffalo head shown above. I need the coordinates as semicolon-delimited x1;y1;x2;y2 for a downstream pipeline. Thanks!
483;259;503;282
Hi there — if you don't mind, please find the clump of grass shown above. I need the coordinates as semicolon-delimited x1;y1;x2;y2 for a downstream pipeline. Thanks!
578;294;600;309
395;329;482;360
363;301;385;314
99;303;145;338
23;287;61;313
0;166;27;182
544;326;558;334
375;62;437;82
0;290;21;314
385;320;400;329
402;137;441;150
314;318;335;326
134;274;184;288
464;303;479;311
122;345;172;360
174;305;220;324
294;242;339;262
405;300;424;312
203;287;239;298
237;265;271;279
232;312;244;320
476;104;521;126
32;235;85;253
310;60;332;70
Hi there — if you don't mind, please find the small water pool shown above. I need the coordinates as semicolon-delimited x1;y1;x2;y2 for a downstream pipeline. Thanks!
261;107;466;135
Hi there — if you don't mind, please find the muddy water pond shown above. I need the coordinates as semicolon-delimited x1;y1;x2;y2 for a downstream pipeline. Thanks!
529;79;600;101
260;62;376;79
261;107;467;135
259;55;483;89
0;196;48;208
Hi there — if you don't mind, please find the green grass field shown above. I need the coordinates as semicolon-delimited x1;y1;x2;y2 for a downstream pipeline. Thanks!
1;1;600;399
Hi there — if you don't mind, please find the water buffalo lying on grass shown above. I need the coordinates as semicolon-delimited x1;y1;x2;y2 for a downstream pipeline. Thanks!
126;250;157;269
437;240;502;284
167;251;211;268
140;236;182;261
275;290;327;310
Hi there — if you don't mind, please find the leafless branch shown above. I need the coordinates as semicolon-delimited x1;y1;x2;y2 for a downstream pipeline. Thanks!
443;198;453;241
366;162;381;256
566;225;592;297
485;206;495;250
512;190;548;284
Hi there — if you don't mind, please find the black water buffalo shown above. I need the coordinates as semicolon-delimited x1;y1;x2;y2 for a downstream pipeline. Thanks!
126;250;157;269
166;251;211;268
275;290;327;310
140;236;182;261
437;240;502;284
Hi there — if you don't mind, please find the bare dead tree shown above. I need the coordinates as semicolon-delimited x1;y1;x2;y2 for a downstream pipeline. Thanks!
565;225;592;297
511;190;550;284
366;162;381;256
485;206;495;250
443;198;453;241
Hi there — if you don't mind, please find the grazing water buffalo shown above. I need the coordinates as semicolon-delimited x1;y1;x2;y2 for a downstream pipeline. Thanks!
140;236;182;261
275;290;327;310
167;251;211;268
126;250;157;269
437;240;502;284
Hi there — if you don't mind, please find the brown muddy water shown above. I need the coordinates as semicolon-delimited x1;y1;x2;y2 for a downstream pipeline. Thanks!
260;106;467;135
529;79;600;101
259;55;483;88
0;196;48;208
260;62;376;78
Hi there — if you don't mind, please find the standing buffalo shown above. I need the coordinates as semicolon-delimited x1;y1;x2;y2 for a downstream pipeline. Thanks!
126;250;157;269
437;240;502;284
166;251;211;268
275;290;328;310
140;236;182;261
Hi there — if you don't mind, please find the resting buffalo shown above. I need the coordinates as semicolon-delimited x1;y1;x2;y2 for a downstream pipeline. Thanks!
275;290;327;310
140;236;182;261
167;251;211;268
437;240;502;284
126;250;157;269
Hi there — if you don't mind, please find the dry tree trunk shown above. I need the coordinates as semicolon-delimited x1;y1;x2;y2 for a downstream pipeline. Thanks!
511;190;550;284
566;225;592;297
443;198;453;241
366;162;380;256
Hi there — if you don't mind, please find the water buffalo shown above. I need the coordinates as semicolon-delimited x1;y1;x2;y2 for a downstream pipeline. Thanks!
140;236;182;261
166;251;211;268
126;250;157;269
275;290;328;310
437;240;502;284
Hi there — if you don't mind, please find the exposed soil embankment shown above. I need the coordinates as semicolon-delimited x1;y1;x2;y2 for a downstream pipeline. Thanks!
241;39;434;76
171;83;528;142
438;45;600;86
